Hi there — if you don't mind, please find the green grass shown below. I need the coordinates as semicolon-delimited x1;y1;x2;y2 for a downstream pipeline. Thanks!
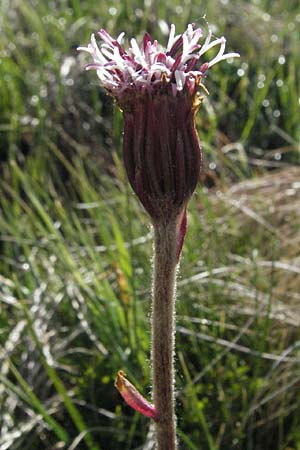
1;0;300;449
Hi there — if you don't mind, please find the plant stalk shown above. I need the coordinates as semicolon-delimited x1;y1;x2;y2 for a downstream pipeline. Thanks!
152;217;178;450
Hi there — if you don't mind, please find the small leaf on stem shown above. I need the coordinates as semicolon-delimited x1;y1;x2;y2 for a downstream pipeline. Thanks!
115;370;158;420
176;208;187;261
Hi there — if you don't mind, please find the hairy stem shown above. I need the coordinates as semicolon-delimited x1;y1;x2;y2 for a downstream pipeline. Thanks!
152;217;178;450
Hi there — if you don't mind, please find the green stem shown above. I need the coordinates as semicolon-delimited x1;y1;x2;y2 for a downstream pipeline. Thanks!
152;217;178;450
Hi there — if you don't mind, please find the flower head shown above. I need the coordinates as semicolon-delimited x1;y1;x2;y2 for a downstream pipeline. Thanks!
78;23;239;97
78;24;239;221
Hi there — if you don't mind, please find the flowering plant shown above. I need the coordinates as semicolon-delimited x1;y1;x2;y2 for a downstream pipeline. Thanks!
79;23;238;449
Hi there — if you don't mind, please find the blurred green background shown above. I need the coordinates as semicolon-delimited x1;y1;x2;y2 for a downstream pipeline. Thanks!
1;1;300;449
